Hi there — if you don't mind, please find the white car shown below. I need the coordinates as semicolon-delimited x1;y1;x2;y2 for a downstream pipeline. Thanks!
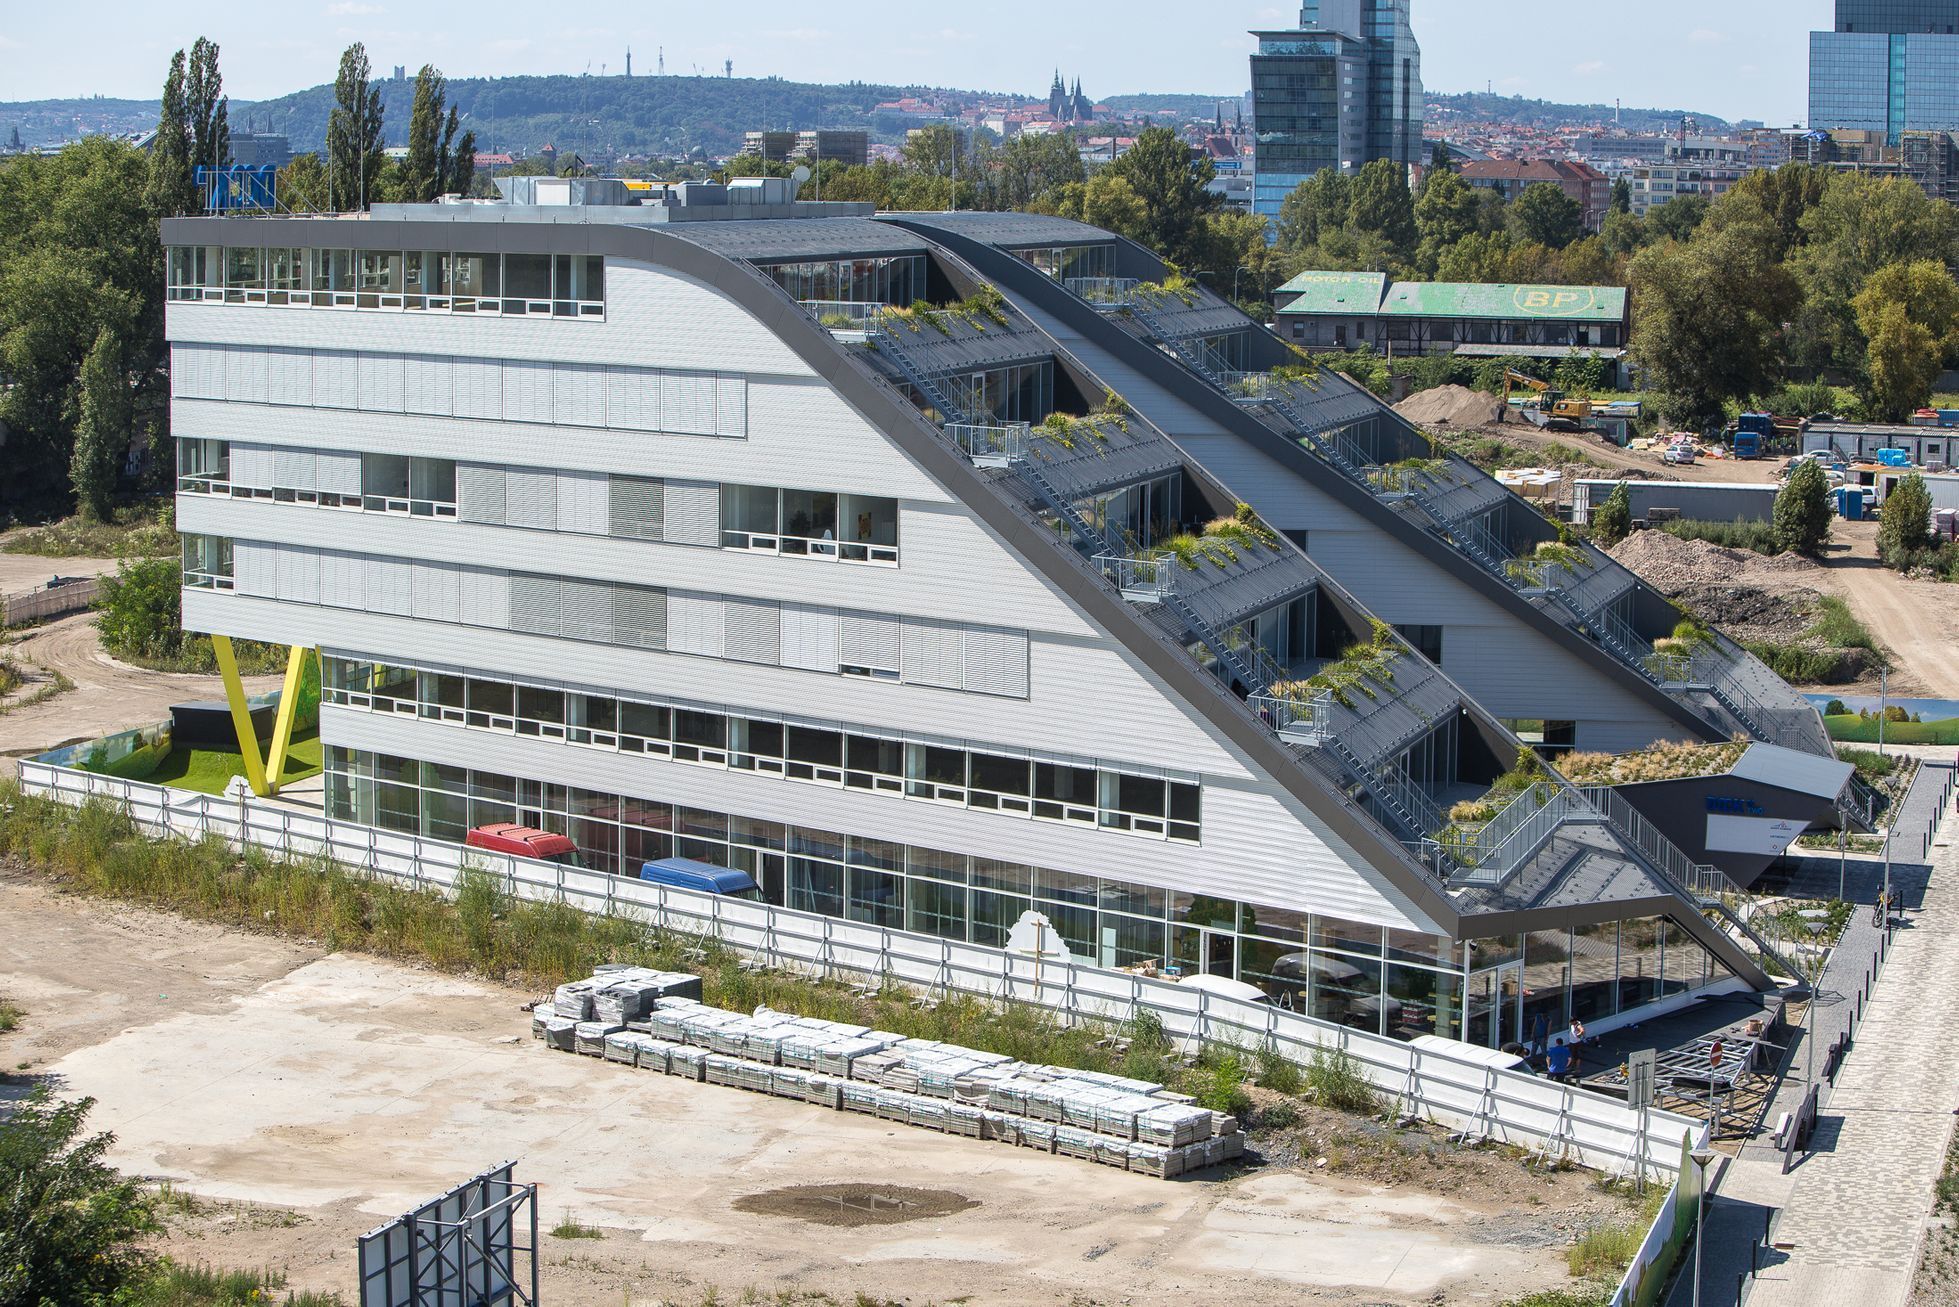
1662;444;1697;465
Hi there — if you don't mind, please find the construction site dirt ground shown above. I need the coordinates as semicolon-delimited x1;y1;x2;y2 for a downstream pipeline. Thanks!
0;870;1637;1307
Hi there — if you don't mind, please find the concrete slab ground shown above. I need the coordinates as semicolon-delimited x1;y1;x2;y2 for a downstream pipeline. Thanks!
0;871;1594;1307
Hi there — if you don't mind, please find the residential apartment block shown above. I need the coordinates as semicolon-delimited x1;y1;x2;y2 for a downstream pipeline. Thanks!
162;185;1846;1051
1456;159;1611;232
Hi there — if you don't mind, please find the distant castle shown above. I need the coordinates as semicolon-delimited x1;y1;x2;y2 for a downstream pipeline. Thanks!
1047;71;1094;123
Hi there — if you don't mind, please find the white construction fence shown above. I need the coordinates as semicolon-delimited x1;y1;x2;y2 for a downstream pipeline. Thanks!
18;759;1702;1176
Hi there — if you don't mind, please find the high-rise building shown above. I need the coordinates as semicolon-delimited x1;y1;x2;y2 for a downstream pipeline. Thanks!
1811;1;1959;142
1250;0;1423;220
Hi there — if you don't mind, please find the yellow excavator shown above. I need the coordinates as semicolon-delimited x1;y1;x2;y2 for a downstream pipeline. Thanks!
1500;369;1592;432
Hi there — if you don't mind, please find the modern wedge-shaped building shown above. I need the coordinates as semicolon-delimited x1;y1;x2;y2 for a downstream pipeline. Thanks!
162;179;1840;1050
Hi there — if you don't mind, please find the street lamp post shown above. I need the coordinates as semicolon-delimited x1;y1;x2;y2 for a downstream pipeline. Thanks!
1690;1143;1717;1307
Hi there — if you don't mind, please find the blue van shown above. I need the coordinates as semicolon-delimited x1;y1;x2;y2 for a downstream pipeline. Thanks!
637;857;763;900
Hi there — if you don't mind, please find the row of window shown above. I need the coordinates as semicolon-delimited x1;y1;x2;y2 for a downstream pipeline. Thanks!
322;657;1201;843
167;246;606;318
178;439;901;565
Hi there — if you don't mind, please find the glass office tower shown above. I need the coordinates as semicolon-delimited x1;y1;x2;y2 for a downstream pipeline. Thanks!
1811;2;1959;141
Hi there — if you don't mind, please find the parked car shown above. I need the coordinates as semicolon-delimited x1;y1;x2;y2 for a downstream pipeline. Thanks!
637;856;764;900
1662;443;1697;465
465;823;583;866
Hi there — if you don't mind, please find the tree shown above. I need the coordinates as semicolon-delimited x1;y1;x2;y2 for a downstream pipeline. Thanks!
1276;170;1352;250
1346;157;1417;265
275;152;331;212
1038;172;1149;245
1556;236;1619;287
143;50;196;219
1629;204;1797;426
1105;125;1221;269
1429;140;1454;175
403;65;447;203
1599;209;1647;257
1790;175;1959;375
1414;168;1484;272
996;131;1084;209
1590;482;1632;547
95;555;187;661
184;36;228;173
444;116;477;199
1727;163;1831;257
70;327;128;521
0;1090;157;1303
1774;459;1834;556
1646;194;1710;242
326;42;385;212
1854;260;1959;421
1609;176;1632;215
1510;182;1583;249
1878;470;1934;567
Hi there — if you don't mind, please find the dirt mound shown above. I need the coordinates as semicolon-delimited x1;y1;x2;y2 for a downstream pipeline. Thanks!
733;1183;978;1227
1396;384;1500;428
1608;530;1824;597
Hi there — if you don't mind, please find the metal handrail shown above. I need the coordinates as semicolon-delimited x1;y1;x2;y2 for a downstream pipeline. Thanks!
946;421;1030;467
1096;552;1178;602
1249;689;1334;745
1063;276;1141;308
799;299;888;330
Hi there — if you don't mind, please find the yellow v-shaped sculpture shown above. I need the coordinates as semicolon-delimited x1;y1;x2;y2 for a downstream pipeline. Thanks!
211;636;314;797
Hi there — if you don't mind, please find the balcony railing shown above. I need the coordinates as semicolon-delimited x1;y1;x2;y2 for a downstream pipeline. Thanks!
800;299;888;333
1445;783;1590;886
1249;689;1334;747
1096;552;1178;603
947;421;1030;468
1064;277;1142;309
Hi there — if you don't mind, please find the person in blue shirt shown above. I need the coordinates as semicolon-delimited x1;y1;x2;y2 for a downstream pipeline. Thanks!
1529;1011;1550;1060
1545;1036;1573;1081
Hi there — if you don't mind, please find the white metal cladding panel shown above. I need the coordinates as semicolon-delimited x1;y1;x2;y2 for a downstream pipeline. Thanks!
502;468;558;532
402;354;452;416
839;612;901;672
660;371;717;436
780;604;839;673
459;567;510;629
228;443;276;489
457;464;506;524
608;475;664;540
900;617;964;690
502;360;553;425
661;480;719;546
723;598;781;665
556;471;609;535
610;583;666;649
666;591;725;658
312;351;360;410
171;344;221;399
320;550;366;608
715;374;748;437
365;556;412;617
605;367;660;432
1435;619;1673;730
451;359;502;421
222;345;267;403
277;543;320;604
553;363;607;428
411;561;461;624
741;380;946;503
316;450;362;497
963;626;1030;699
357;353;406;413
314;706;1435;936
272;447;317;492
232;541;279;598
263;348;312;405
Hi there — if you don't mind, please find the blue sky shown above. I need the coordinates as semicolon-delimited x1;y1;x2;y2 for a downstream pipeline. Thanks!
2;1;1830;125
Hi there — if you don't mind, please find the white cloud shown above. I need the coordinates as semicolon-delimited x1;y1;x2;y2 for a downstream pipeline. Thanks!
325;2;384;14
1688;28;1725;44
1573;59;1606;75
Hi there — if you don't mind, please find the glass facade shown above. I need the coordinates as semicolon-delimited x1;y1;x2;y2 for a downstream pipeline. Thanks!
167;245;605;317
759;255;926;306
1810;29;1959;140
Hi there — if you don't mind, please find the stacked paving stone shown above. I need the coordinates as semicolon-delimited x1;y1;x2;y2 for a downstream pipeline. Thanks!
530;978;1243;1179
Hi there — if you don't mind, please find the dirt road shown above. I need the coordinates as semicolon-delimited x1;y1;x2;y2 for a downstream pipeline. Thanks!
1811;522;1959;699
0;610;279;776
0;871;1621;1307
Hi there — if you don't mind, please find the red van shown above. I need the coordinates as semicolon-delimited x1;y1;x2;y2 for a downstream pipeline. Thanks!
465;823;583;867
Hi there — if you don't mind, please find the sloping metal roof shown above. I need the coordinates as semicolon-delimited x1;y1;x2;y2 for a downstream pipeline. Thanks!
1172;543;1321;634
1729;742;1855;801
1380;280;1628;323
666;217;933;262
879;210;1113;249
1023;424;1185;499
1273;270;1389;314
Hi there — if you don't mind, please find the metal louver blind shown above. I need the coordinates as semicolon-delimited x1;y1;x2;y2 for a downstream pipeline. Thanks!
661;371;716;434
555;578;616;644
839;612;901;674
502;360;553;424
364;557;413;616
606;366;660;431
900;618;964;690
502;469;559;531
610;584;667;650
411;561;461;623
459;567;510;628
232;541;277;598
780;604;839;672
223;347;267;404
661;480;720;546
272;447;317;493
319;551;366;609
316;450;362;497
171;345;219;399
715;374;748;437
264;348;311;405
358;354;405;413
666;591;725;657
962;625;1029;698
608;475;664;540
228;444;275;490
312;351;360;409
556;471;609;535
452;359;502;420
402;355;452;415
277;544;320;604
553;363;606;427
457;465;506;525
508;573;563;637
723;598;782;665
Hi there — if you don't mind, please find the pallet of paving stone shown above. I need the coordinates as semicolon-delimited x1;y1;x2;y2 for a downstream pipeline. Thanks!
592;970;701;1024
637;1038;680;1074
574;1021;623;1057
840;1082;881;1115
1135;1103;1215;1148
668;1045;708;1081
604;1031;650;1065
540;1016;579;1051
531;1012;550;1041
800;1076;844;1110
553;980;598;1021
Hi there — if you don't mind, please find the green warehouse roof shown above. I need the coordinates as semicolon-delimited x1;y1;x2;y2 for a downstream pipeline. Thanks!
1276;271;1626;324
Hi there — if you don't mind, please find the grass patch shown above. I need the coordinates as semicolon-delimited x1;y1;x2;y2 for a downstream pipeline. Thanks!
0;657;20;696
93;730;326;795
3;503;179;559
1835;746;1898;784
0;662;75;715
1658;517;1785;556
550;1214;605;1239
1826;715;1959;745
1499;1289;1612;1307
1811;596;1876;652
1746;641;1849;685
0;997;20;1033
1302;1046;1385;1115
123;1261;343;1306
114;634;290;676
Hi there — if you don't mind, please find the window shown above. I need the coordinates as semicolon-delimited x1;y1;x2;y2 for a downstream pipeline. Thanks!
780;489;839;557
502;253;552;314
182;534;233;590
164;246;602;318
619;701;671;755
178;438;229;493
516;685;566;739
418;672;467;724
361;454;456;517
466;678;516;730
1034;762;1097;825
846;733;904;793
730;718;784;773
784;725;844;784
1396;624;1443;665
672;709;727;765
969;753;1032;813
906;744;967;803
722;483;896;564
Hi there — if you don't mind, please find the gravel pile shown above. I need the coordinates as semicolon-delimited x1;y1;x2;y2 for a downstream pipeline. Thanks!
1395;385;1501;428
1609;531;1824;596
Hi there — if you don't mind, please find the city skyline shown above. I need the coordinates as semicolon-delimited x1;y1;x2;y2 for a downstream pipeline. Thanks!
3;1;1831;127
